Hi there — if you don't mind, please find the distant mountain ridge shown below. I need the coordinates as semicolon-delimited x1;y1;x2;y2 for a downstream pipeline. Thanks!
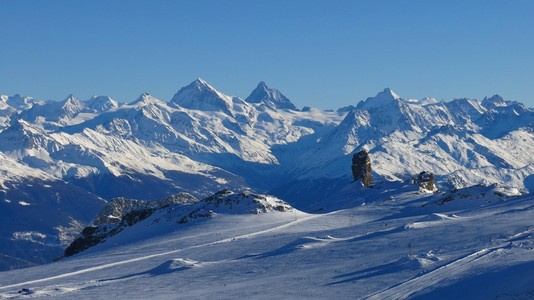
0;79;532;270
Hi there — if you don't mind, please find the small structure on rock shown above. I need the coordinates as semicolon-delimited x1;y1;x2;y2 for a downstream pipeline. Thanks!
414;171;438;193
352;149;372;187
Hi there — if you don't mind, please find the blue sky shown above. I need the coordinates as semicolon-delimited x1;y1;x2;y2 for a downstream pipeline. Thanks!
1;0;533;108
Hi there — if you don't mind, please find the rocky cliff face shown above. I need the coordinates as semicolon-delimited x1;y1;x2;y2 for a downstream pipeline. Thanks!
352;150;372;187
414;171;438;193
64;193;198;257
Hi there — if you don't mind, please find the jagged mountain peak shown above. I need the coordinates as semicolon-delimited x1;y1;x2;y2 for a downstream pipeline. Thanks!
63;94;81;103
60;94;80;104
171;79;233;113
85;95;119;112
482;94;507;108
420;97;439;105
174;78;223;99
380;87;400;99
55;94;85;116
357;88;401;110
60;94;85;111
485;94;505;102
130;93;165;106
245;81;297;110
447;98;487;116
192;78;215;90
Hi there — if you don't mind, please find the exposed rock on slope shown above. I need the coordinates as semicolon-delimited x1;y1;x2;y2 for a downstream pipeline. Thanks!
414;171;438;193
64;193;197;256
64;190;294;256
352;149;372;187
176;189;294;224
285;88;533;197
422;184;521;207
1;81;533;270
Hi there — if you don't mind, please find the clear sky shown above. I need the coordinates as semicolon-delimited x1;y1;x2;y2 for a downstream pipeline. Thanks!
1;0;533;109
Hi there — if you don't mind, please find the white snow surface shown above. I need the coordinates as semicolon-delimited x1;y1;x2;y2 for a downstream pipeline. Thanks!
0;185;533;299
2;82;531;192
0;80;533;274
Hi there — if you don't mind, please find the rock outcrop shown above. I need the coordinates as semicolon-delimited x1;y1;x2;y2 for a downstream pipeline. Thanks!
414;171;438;193
64;190;294;257
64;193;198;257
352;150;372;187
176;189;293;224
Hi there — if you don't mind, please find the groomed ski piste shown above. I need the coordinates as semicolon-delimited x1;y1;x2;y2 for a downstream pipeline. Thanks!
1;184;533;299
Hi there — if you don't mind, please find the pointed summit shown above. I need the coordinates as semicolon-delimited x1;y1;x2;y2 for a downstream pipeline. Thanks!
130;93;164;106
380;88;400;100
356;88;401;110
19;94;85;124
482;94;507;108
64;94;81;103
192;78;213;89
85;95;119;112
170;79;233;114
245;81;297;110
61;94;85;113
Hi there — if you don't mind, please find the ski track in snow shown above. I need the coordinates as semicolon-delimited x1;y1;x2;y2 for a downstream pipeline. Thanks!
0;249;182;292
366;227;534;300
0;190;534;299
0;212;323;293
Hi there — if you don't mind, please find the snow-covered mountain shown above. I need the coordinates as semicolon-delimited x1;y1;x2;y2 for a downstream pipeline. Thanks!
0;94;39;130
84;95;119;112
170;78;237;115
20;95;85;126
245;81;298;110
0;80;532;272
275;88;533;205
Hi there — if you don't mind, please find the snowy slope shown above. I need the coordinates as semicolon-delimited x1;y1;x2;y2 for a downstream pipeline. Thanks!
20;95;86;127
64;190;295;257
0;81;532;272
0;94;39;130
0;185;532;299
278;89;533;205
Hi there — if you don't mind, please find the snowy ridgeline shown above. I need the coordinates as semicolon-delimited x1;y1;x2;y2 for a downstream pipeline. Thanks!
0;79;533;272
0;183;532;299
64;190;294;257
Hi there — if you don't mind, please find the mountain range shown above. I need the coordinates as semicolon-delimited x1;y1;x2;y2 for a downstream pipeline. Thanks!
0;78;533;271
